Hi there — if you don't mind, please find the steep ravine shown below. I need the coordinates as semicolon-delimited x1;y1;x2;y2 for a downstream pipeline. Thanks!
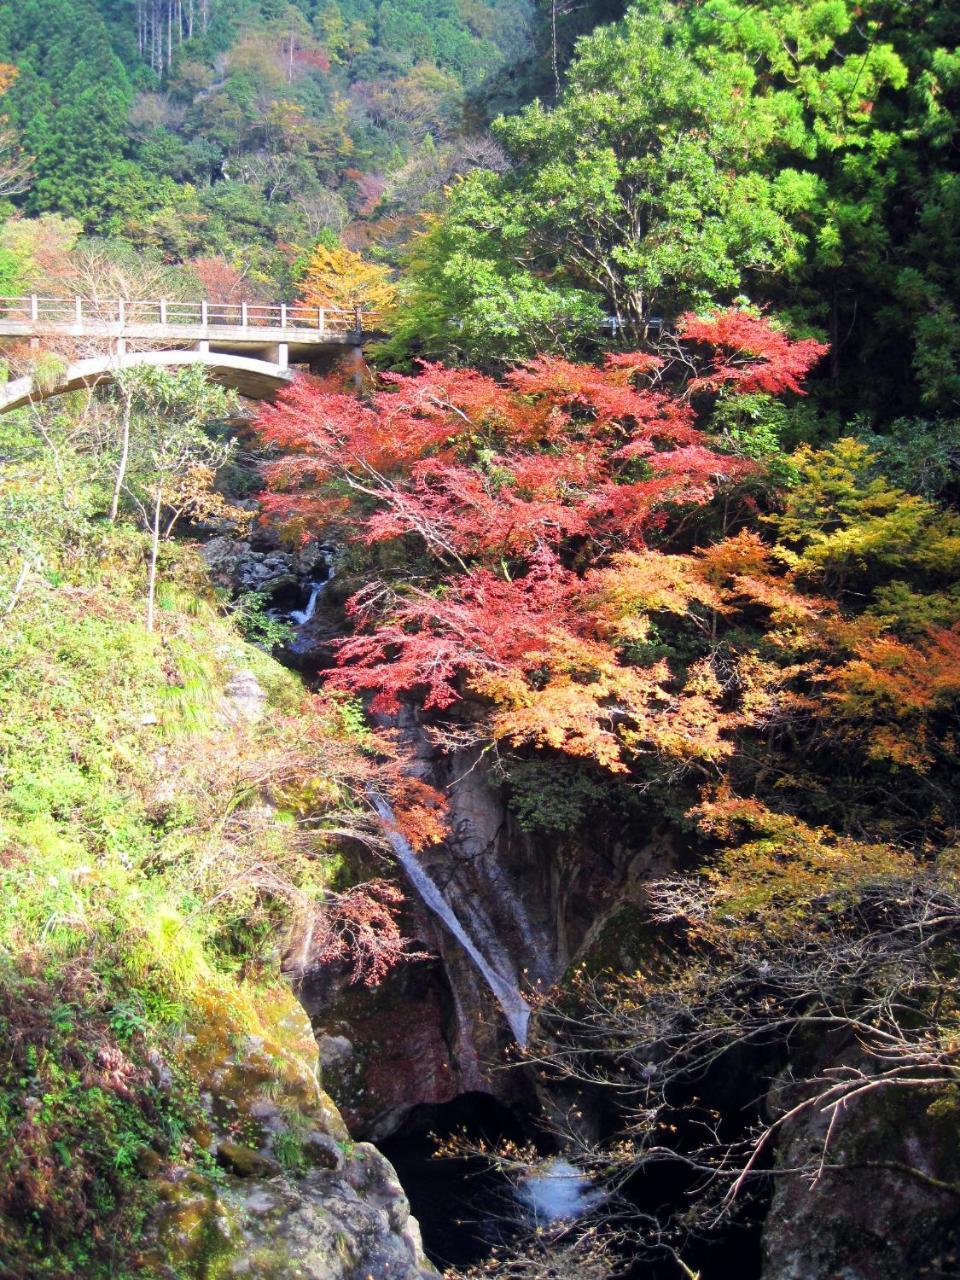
204;529;687;1264
204;532;960;1280
300;721;673;1140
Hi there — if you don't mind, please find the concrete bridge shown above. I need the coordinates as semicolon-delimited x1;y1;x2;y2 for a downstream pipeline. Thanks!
0;296;379;412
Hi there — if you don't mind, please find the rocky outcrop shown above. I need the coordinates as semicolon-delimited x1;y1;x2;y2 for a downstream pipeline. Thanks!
301;709;676;1137
761;1072;960;1280
142;981;435;1279
201;534;330;597
201;532;344;668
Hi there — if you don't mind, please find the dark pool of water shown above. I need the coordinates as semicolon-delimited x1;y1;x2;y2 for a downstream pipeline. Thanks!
377;1092;530;1270
378;1090;765;1279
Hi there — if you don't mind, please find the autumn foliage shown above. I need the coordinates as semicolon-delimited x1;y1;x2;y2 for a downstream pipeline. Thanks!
260;304;960;867
259;311;839;773
298;241;397;314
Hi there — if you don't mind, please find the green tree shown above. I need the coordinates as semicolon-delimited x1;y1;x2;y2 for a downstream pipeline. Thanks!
385;7;796;365
0;0;134;225
684;0;955;414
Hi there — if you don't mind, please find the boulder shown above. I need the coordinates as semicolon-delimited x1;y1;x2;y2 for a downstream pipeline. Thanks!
143;981;436;1279
761;1076;960;1280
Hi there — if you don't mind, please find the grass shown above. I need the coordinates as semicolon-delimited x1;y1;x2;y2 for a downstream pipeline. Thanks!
0;427;364;1277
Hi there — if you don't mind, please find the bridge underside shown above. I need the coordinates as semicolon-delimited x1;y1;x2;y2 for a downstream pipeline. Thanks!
0;346;346;414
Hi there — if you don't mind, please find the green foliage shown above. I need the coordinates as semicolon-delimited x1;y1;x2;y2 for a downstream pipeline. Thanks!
387;0;960;416
506;757;613;834
0;963;203;1279
772;437;960;597
230;588;296;650
0;412;379;1275
684;0;960;414
0;0;134;226
0;0;533;271
856;416;960;501
387;7;796;364
378;215;604;367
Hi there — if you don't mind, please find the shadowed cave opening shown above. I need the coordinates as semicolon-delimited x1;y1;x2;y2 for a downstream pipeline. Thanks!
376;1092;532;1270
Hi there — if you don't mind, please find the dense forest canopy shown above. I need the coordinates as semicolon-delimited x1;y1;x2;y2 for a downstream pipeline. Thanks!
0;0;532;277
3;0;958;421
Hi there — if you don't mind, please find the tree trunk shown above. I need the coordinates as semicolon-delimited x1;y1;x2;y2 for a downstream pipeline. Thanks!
109;392;133;522
550;0;560;97
146;483;163;632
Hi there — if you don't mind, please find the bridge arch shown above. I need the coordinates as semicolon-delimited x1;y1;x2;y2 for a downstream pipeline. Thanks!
0;349;295;414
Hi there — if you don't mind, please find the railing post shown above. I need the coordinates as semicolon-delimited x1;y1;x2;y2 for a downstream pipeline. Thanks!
117;297;126;328
354;305;362;332
75;296;82;325
160;299;167;326
241;302;248;329
318;307;325;335
29;295;38;323
200;300;208;327
280;302;288;330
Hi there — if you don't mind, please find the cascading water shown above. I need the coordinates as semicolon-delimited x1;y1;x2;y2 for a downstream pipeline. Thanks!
289;553;336;626
369;789;532;1045
516;1157;605;1224
290;581;326;625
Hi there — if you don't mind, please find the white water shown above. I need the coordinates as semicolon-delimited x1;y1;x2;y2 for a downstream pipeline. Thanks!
290;581;326;625
517;1157;605;1224
368;790;532;1045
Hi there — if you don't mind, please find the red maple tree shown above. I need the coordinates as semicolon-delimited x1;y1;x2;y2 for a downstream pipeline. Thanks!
259;310;827;765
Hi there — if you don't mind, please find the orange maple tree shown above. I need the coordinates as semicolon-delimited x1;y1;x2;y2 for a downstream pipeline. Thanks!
298;241;396;314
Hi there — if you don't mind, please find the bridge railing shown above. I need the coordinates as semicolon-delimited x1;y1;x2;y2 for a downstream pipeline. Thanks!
0;296;380;333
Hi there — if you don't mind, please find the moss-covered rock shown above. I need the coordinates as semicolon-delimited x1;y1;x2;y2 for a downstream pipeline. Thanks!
141;979;435;1280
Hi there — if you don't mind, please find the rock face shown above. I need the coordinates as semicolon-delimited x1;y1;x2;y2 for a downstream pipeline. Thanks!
761;1074;960;1280
143;982;436;1279
201;532;344;668
201;534;330;596
301;710;676;1137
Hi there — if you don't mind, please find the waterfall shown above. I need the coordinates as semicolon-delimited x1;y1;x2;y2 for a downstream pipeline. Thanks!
290;581;325;625
368;790;531;1046
516;1158;605;1224
290;553;336;625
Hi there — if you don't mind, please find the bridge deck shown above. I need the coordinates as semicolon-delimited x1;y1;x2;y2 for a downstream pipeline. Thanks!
0;295;381;413
0;297;379;349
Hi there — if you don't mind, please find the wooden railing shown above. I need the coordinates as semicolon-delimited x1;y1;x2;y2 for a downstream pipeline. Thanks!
0;296;380;334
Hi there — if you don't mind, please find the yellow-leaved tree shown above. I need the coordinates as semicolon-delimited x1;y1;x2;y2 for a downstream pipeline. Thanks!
298;241;396;315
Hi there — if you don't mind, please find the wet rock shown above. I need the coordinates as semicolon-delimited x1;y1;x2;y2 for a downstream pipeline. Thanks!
201;536;295;593
146;1046;174;1090
219;1169;432;1279
301;714;674;1137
